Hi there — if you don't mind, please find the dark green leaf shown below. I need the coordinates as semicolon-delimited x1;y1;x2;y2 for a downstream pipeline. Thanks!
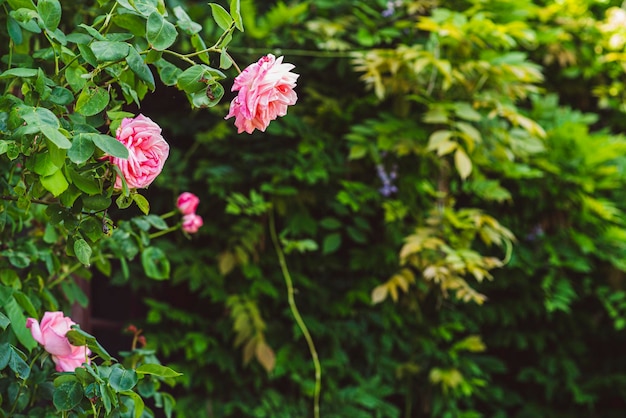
53;380;83;411
7;16;23;44
4;297;36;351
108;365;138;391
146;12;178;51
90;41;130;62
69;169;100;195
126;47;155;89
82;194;112;212
141;247;170;280
75;85;110;116
66;328;113;362
8;347;30;379
322;233;342;254
68;134;96;164
49;87;74;105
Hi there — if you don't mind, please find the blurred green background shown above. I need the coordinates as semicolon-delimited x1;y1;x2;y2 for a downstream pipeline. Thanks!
91;0;626;416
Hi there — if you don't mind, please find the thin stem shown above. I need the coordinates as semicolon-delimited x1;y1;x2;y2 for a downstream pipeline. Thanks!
269;208;321;418
228;46;362;59
0;195;54;205
149;225;178;239
48;262;85;288
160;49;197;66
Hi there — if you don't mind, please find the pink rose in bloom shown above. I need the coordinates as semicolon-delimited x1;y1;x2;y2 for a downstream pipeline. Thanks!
225;54;299;134
108;114;170;189
177;192;200;215
182;213;203;234
26;312;90;372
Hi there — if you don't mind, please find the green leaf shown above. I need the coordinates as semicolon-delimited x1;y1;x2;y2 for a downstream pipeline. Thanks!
75;85;110;116
322;233;342;254
0;343;10;368
69;169;100;195
109;365;139;391
19;105;60;127
454;148;472;179
141;247;170;280
53;380;83;411
13;291;38;319
90;41;130;62
220;48;233;69
8;347;30;379
155;59;182;86
126;47;155;89
41;169;69;197
133;193;150;215
7;15;23;44
74;239;92;267
146;12;178;51
130;0;158;16
136;363;182;378
49;86;74;105
230;0;244;32
210;4;233;31
86;133;129;159
319;217;342;230
41;125;71;149
31;150;59;176
68;134;96;164
0;68;37;79
66;328;113;362
37;0;61;30
0;312;10;330
121;390;145;418
65;65;88;92
4;297;37;351
82;194;112;212
173;6;201;35
176;65;207;94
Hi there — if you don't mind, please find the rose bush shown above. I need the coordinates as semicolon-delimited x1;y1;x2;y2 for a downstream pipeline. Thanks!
225;54;299;133
0;0;299;416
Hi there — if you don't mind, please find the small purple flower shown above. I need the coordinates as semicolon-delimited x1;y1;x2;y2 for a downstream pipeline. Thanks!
376;163;398;197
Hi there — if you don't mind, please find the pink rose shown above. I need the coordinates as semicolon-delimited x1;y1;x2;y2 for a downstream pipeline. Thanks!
26;312;90;372
182;213;203;234
177;192;200;215
225;54;299;134
108;114;170;189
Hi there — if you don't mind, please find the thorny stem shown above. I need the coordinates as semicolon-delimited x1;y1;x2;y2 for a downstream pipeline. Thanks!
269;208;321;418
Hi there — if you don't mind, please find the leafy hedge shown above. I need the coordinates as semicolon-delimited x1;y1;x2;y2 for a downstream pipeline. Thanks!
4;0;626;417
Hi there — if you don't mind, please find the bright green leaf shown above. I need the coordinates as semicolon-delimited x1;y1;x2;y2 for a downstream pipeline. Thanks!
41;169;69;197
210;3;233;31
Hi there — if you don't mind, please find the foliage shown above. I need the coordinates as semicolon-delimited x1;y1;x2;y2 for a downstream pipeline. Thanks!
5;0;626;417
0;0;246;416
126;0;626;417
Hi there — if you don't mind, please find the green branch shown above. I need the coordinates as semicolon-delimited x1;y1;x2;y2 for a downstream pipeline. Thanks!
269;208;321;418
